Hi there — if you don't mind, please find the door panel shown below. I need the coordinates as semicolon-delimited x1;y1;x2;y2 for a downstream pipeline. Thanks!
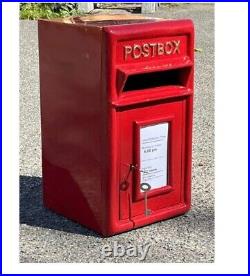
119;100;184;220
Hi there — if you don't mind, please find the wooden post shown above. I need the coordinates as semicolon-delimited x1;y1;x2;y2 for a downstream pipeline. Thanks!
78;3;94;13
141;3;157;14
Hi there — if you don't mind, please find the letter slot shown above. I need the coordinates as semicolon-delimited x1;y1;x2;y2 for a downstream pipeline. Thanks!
117;66;192;92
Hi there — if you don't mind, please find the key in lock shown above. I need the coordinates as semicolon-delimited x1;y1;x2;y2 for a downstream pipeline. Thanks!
140;183;151;216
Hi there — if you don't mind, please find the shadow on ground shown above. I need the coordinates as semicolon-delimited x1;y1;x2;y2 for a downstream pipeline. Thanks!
20;175;214;239
19;175;99;237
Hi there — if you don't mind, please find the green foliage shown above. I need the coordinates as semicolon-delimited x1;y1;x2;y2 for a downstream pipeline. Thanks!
20;3;79;20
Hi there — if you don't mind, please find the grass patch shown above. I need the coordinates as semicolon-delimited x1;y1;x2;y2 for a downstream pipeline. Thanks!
20;3;79;20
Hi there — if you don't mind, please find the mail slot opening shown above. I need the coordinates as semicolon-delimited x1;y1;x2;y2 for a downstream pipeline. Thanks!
122;67;191;92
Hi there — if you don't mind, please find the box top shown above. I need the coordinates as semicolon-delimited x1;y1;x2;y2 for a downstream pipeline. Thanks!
44;14;163;27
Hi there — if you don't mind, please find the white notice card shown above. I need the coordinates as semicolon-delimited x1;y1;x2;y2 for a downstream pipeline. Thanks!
140;122;168;191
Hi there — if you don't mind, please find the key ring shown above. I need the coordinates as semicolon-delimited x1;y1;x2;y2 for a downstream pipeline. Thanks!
140;182;151;192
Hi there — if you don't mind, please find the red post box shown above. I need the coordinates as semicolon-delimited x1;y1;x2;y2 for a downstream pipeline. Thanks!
38;15;194;236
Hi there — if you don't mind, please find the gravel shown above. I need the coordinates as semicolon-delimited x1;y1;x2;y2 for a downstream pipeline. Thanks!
19;3;214;263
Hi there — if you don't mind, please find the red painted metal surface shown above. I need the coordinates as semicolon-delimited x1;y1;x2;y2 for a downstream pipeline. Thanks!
38;16;194;236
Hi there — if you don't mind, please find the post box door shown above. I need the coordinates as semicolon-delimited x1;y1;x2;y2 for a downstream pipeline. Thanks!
119;100;184;220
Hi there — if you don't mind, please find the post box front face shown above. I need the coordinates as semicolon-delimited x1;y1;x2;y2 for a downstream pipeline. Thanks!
118;100;184;220
104;20;194;231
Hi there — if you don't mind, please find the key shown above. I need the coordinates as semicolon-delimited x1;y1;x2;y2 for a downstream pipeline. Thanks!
140;183;151;216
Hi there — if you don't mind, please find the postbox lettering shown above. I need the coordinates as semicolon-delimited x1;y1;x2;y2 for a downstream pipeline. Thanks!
142;44;150;57
157;43;164;56
124;40;181;60
172;40;181;54
149;43;157;57
165;41;173;55
133;44;142;59
124;45;132;60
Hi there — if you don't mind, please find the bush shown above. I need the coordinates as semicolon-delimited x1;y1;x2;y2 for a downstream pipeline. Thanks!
20;3;78;20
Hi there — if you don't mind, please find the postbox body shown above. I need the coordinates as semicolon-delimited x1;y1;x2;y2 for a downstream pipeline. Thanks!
38;16;194;236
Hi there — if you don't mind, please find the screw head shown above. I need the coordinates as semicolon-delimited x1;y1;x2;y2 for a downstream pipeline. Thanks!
120;181;129;191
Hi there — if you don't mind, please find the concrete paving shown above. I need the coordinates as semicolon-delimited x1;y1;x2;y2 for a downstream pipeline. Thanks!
20;3;214;263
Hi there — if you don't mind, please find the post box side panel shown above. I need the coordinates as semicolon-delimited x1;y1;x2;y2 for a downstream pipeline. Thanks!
183;95;193;209
38;21;106;234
